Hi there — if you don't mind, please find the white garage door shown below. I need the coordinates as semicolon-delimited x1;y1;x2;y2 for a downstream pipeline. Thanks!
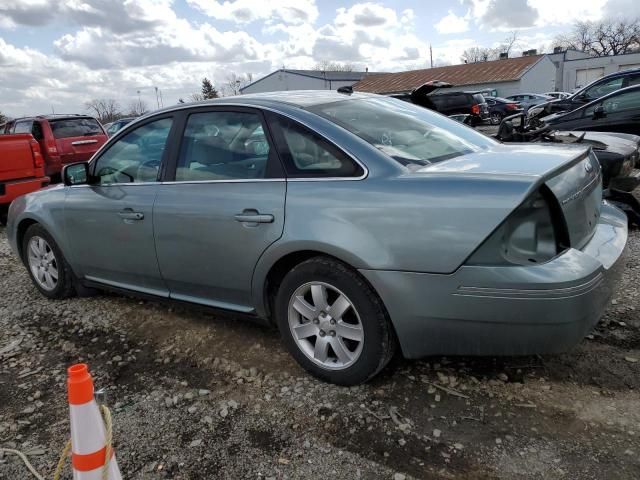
576;67;604;89
619;63;640;71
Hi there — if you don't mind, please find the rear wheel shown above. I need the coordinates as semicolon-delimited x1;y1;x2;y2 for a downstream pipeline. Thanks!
490;112;503;125
275;257;396;385
22;224;76;299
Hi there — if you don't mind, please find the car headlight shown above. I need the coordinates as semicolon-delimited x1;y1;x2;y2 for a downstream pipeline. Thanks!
467;187;568;266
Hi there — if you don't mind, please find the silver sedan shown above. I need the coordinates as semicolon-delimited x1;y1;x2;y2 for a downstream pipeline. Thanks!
6;91;628;385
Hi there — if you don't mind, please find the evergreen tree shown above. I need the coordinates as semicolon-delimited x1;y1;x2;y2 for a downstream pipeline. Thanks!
201;78;219;99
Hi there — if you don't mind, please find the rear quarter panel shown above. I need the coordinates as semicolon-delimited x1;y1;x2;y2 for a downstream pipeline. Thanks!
251;174;535;316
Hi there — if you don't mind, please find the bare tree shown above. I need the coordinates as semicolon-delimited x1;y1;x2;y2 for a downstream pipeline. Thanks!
84;98;121;124
313;61;355;72
496;31;519;57
223;73;253;96
189;92;205;102
0;111;8;125
461;47;494;63
127;99;149;117
553;18;640;56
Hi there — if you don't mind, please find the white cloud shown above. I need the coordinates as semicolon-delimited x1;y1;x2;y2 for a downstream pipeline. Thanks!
186;0;318;25
435;10;470;34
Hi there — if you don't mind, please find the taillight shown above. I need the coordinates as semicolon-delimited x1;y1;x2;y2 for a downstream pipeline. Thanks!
29;138;44;168
471;104;480;115
506;103;519;110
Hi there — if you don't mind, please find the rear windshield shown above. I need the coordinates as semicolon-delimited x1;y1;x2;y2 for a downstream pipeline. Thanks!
309;97;494;168
472;94;486;104
49;118;103;139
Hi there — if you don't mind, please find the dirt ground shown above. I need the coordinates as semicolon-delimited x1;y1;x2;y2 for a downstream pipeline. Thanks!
1;225;639;480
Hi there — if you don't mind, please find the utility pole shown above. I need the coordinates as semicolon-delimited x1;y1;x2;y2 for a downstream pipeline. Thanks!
430;44;433;68
154;86;160;109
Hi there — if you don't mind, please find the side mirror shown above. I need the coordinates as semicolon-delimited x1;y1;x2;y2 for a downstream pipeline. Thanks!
592;105;606;120
63;162;90;186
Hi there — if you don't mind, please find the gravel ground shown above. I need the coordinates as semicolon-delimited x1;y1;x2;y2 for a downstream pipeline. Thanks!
1;225;640;480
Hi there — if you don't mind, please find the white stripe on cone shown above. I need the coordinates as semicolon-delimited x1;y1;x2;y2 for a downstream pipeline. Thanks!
70;398;122;480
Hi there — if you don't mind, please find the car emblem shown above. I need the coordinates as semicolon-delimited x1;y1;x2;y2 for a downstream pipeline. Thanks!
585;162;593;173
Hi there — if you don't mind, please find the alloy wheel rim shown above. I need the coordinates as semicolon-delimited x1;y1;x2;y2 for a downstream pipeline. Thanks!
491;113;501;125
288;282;364;370
27;236;59;291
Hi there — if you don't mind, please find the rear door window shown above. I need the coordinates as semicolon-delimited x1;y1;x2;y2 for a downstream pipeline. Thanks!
176;110;273;181
49;118;103;139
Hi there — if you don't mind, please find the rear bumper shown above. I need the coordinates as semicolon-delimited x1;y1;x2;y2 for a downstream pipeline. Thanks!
0;176;50;206
360;203;628;359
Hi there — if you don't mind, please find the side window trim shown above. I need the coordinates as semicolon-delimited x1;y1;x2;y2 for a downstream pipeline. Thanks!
89;114;176;185
162;105;284;183
266;111;368;181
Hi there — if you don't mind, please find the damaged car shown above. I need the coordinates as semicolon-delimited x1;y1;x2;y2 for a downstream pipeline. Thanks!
7;91;628;385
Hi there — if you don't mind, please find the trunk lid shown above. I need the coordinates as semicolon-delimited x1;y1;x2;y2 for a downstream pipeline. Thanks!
416;143;602;249
48;117;107;164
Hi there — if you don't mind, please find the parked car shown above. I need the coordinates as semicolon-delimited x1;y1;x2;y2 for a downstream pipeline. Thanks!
504;93;553;112
544;91;571;100
536;67;640;117
391;81;489;125
6;91;627;385
3;115;108;180
536;85;640;137
105;117;136;136
0;134;50;224
484;96;523;125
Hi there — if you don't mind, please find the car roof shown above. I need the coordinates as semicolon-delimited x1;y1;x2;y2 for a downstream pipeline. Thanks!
10;114;97;122
151;90;380;115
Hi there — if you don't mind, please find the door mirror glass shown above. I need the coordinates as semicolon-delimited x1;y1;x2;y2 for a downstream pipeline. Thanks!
63;162;89;186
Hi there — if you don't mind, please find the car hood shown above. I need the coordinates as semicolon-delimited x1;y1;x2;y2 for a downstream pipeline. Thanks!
413;143;591;180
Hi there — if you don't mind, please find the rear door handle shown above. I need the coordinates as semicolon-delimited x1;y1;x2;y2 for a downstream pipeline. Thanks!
234;210;274;224
118;210;144;221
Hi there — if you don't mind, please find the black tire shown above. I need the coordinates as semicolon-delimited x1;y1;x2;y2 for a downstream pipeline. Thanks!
274;256;397;385
22;223;76;299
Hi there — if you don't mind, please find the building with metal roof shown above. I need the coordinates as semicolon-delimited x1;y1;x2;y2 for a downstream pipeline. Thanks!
240;69;382;95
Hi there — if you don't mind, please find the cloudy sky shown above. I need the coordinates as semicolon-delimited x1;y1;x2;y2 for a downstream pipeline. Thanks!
1;0;637;117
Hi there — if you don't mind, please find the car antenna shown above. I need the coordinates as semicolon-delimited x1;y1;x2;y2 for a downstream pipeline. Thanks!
337;86;353;95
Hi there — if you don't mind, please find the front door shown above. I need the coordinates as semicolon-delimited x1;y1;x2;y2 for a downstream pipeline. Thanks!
153;108;286;311
64;116;175;295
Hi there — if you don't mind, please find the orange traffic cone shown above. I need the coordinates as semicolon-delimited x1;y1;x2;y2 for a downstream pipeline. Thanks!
67;364;122;480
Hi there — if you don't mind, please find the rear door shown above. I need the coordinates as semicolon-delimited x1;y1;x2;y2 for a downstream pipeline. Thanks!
48;117;108;165
64;116;176;294
153;107;286;311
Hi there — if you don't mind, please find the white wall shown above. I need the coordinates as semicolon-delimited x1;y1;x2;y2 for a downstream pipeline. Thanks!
241;71;358;94
562;53;640;91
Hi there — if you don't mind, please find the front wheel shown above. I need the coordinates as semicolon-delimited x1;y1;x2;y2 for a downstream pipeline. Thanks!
490;112;503;125
22;224;76;299
275;257;396;385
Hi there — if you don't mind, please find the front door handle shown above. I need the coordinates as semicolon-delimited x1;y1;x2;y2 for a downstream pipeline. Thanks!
234;210;274;224
118;210;144;221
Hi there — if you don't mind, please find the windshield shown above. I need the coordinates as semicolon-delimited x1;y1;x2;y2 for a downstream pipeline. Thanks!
50;118;103;139
309;97;495;169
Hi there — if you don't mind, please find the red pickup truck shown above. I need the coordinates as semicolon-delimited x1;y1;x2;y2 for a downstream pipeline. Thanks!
3;115;107;180
0;134;50;225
